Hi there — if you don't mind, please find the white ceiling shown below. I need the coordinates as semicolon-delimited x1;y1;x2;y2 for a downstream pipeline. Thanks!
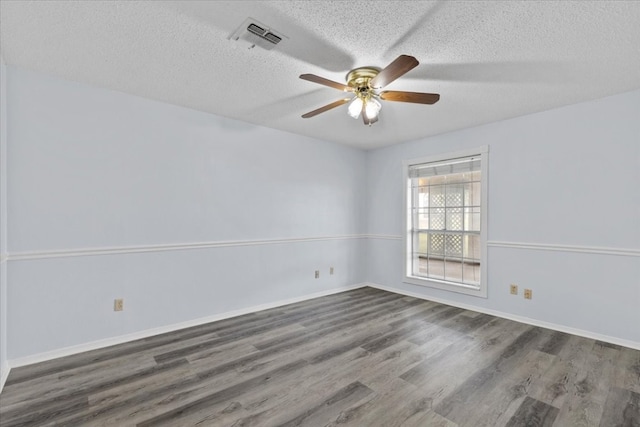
1;1;640;150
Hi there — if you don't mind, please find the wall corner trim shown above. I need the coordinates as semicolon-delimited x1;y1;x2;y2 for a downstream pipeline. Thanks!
366;282;640;351
7;283;368;369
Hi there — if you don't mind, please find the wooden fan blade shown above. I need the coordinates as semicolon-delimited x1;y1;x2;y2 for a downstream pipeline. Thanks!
369;55;419;89
380;91;440;104
301;98;350;118
299;74;354;92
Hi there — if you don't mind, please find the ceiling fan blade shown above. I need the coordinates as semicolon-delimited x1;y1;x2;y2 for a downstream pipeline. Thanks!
301;98;350;118
299;74;354;92
369;55;419;89
380;91;440;104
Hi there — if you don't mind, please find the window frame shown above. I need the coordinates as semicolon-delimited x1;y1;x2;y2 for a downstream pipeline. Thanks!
402;146;489;298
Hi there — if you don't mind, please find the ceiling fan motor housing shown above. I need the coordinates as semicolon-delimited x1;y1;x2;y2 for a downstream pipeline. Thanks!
346;67;380;102
346;67;379;90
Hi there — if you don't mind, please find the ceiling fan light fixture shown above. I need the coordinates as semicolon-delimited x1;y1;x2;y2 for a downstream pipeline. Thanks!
347;97;363;119
365;97;382;119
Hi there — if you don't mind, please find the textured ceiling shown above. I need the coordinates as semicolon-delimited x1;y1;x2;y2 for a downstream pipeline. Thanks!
1;1;640;149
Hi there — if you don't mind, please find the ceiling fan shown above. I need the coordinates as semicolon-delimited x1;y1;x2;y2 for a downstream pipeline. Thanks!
299;55;440;126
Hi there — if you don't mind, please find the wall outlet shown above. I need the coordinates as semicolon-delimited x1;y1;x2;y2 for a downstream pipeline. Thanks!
524;289;532;300
330;267;334;275
114;298;124;311
315;270;319;279
510;284;518;295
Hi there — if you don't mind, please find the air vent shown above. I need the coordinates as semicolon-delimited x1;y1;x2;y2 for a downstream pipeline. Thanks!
264;33;282;44
247;23;265;37
229;17;288;51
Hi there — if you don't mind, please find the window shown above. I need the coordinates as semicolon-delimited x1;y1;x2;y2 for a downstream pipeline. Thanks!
403;147;488;297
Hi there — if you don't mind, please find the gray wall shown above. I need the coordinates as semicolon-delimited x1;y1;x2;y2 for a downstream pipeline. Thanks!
5;67;367;359
0;59;8;382
366;89;640;343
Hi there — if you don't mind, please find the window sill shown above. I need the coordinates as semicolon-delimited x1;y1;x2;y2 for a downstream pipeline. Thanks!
403;275;487;298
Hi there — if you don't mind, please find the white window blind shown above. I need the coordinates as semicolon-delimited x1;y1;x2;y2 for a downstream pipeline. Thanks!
408;157;481;178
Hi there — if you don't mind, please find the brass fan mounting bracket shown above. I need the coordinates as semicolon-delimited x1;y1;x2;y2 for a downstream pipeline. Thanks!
346;67;379;93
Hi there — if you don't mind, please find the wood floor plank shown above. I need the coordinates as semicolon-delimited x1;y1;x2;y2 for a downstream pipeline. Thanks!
84;349;292;426
463;349;557;427
362;307;464;354
364;336;462;393
552;341;620;426
407;322;467;347
325;376;454;427
504;396;559;427
252;297;426;352
223;341;423;426
275;381;374;427
135;360;310;426
613;346;640;394
322;378;422;427
298;296;423;330
193;348;376;427
153;293;412;364
281;290;405;326
388;304;460;328
0;395;89;427
433;327;553;421
436;325;567;425
539;330;572;356
0;352;157;411
526;334;596;408
434;312;495;335
399;317;530;389
172;344;374;426
598;387;640;427
0;358;189;423
153;303;367;363
406;410;459;427
6;358;193;427
0;287;638;427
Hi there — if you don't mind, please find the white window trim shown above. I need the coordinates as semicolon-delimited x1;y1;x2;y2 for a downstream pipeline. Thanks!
402;145;489;298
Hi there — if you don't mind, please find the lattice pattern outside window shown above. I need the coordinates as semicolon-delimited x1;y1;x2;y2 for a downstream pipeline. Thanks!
408;155;482;287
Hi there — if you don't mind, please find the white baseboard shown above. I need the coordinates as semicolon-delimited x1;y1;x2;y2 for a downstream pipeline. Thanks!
366;282;640;351
0;361;9;395
9;283;367;369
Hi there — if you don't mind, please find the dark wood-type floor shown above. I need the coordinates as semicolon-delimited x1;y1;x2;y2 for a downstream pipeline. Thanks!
1;287;639;426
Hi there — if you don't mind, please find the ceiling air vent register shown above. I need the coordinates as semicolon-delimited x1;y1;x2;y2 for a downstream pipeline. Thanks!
229;18;287;51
